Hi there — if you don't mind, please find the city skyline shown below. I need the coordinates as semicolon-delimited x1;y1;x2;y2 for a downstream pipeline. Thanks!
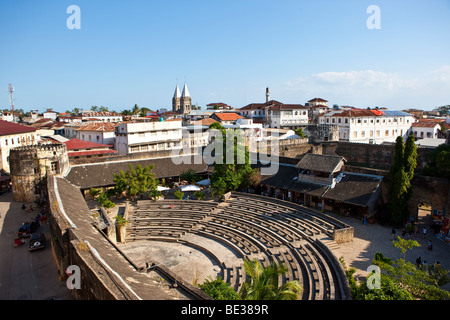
0;0;449;112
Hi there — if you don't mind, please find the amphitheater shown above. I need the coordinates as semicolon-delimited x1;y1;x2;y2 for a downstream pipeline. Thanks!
117;192;353;300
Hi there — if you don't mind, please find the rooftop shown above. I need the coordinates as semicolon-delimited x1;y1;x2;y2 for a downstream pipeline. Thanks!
77;122;117;132
64;138;114;150
0;120;37;136
296;153;346;174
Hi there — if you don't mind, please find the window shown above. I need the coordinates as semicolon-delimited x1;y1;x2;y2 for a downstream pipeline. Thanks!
338;118;341;123
370;130;373;137
345;118;348;124
361;131;366;138
376;130;380;137
385;130;389;136
51;161;58;173
353;131;357;138
5;139;7;146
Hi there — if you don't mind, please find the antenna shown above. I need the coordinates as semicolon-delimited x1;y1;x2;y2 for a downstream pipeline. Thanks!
8;84;15;122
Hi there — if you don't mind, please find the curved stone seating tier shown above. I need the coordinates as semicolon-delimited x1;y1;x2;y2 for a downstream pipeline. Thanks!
124;196;349;300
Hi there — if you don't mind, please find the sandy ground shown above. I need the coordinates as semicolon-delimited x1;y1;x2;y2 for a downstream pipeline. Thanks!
332;214;450;291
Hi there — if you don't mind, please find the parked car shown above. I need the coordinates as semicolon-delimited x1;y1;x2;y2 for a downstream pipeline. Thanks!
28;233;45;251
18;221;39;238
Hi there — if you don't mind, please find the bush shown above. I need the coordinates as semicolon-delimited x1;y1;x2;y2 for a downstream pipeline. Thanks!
198;277;240;300
194;190;204;200
174;190;184;200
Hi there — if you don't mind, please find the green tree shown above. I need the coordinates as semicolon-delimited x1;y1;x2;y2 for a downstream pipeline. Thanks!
180;169;200;184
131;104;140;116
294;128;306;138
239;259;302;300
209;123;254;196
388;135;417;227
193;190;205;200
174;189;184;200
198;277;240;300
422;144;450;179
112;164;158;201
372;241;450;300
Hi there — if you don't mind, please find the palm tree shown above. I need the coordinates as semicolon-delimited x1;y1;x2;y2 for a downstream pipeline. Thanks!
131;104;140;116
239;259;302;300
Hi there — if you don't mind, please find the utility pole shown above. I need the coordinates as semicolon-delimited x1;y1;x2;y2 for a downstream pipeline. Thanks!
8;84;15;122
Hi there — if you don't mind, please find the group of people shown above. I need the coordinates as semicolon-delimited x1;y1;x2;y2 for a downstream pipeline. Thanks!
416;257;441;273
22;201;47;221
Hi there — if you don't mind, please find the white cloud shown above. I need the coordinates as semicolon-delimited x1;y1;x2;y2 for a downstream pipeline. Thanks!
282;66;450;108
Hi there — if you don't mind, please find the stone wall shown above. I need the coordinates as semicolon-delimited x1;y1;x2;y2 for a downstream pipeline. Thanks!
321;141;433;170
9;144;70;202
333;227;355;244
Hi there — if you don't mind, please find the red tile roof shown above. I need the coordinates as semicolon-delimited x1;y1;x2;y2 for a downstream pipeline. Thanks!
308;98;328;103
77;122;117;132
64;138;113;150
191;118;218;126
411;121;441;128
212;112;244;121
0;120;37;136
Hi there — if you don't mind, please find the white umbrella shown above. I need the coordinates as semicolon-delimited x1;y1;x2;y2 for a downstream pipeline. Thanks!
180;185;201;192
157;186;171;191
196;179;210;186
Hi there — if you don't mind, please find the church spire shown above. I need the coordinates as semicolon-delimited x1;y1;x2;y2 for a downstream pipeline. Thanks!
181;82;190;98
173;84;181;98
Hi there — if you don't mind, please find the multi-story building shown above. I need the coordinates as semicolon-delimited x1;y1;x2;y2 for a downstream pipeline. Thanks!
114;119;183;155
240;100;309;129
0;120;38;172
318;108;415;144
307;98;329;123
76;122;117;145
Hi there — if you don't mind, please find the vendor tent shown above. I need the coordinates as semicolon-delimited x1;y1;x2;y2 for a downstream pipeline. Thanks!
180;185;201;192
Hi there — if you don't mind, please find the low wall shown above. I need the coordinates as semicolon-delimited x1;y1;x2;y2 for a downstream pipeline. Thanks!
333;227;355;244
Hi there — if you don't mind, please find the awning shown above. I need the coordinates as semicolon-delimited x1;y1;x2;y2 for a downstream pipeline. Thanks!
196;179;210;186
180;185;201;192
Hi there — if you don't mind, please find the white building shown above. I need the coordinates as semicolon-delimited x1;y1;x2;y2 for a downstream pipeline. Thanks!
240;100;309;129
0;120;39;172
319;109;415;144
81;111;123;123
76;122;117;145
43;110;59;120
409;121;441;139
114;119;183;155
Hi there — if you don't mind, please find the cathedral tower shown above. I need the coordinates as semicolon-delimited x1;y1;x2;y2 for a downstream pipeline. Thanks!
180;83;192;114
172;84;181;113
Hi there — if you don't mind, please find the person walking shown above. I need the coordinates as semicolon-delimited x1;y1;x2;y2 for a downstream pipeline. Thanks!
391;227;396;240
422;226;427;239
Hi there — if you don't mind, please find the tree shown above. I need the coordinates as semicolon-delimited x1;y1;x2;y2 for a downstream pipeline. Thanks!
180;169;200;184
193;190;205;200
294;128;306;138
90;106;98;111
422;144;450;179
198;277;240;300
174;189;184;200
131;104;140;116
209;123;255;196
112;163;158;201
239;259;302;300
388;135;417;227
392;236;421;280
433;105;450;116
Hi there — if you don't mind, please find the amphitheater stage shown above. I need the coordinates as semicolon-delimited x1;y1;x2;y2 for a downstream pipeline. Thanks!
118;233;244;286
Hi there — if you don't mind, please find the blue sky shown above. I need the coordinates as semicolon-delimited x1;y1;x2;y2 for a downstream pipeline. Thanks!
0;0;449;113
